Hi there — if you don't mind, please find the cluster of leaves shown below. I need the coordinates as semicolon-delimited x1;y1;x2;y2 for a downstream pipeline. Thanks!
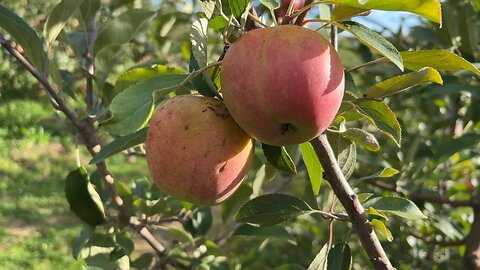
1;0;480;269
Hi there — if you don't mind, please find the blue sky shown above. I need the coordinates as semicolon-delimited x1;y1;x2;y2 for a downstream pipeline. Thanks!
356;10;423;34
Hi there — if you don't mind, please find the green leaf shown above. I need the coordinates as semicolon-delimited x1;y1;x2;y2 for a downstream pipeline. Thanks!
331;5;370;20
131;253;154;269
116;231;134;255
205;240;225;256
262;144;297;175
160;226;195;246
44;0;85;47
190;16;218;97
363;197;427;220
79;0;100;23
233;224;295;241
433;133;480;162
357;193;374;203
65;167;106;226
358;168;399;181
340;128;380;152
94;44;125;92
72;227;94;259
354;99;402;147
228;0;250;20
333;21;403;71
363;67;443;98
0;5;45;72
327;242;352;270
235;193;313;226
115;65;185;93
90;127;147;164
183;207;213;237
327;133;356;179
401;50;480;77
103;74;188;136
330;0;442;23
191;17;208;68
221;184;252;221
300;142;324;196
370;219;393;242
432;216;464;240
308;244;328;270
209;16;229;30
368;207;388;220
201;0;216;19
259;0;280;10
109;246;126;262
94;9;155;55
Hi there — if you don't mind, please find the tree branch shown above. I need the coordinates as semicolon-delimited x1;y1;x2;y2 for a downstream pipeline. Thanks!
310;135;394;270
464;195;480;269
294;0;314;26
368;180;472;207
409;230;466;247
84;20;97;114
0;34;82;131
0;34;166;256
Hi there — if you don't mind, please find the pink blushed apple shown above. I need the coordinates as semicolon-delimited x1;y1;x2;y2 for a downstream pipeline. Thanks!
221;25;345;146
146;95;255;205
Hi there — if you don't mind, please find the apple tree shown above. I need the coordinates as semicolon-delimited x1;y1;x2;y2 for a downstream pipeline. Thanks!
1;0;480;269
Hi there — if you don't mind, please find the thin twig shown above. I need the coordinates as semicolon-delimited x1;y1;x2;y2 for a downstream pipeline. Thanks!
347;57;386;72
327;194;338;250
0;33;167;255
409;229;466;247
368;180;473;207
0;34;83;131
84;20;97;114
294;0;314;25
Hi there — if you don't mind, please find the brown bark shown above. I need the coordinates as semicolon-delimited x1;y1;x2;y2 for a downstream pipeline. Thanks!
464;196;480;270
310;135;394;270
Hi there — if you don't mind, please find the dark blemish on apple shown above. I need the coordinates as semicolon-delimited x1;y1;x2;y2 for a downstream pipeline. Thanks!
208;106;230;119
203;151;210;158
182;146;186;150
281;123;297;135
184;125;189;130
202;109;207;112
219;162;227;172
221;139;226;146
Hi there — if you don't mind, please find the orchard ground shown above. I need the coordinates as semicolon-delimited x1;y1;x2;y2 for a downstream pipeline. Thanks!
0;99;152;269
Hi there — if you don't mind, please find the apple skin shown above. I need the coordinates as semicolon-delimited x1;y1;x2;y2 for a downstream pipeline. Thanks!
221;25;345;146
146;95;255;205
275;0;305;18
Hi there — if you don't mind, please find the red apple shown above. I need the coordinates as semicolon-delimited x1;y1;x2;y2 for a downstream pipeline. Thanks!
146;95;255;205
221;25;345;146
275;0;305;18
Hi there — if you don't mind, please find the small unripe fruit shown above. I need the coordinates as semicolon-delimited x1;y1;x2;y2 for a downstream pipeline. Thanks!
221;25;345;146
146;95;254;205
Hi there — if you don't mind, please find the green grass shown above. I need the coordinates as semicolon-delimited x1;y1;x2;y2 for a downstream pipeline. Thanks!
0;99;149;269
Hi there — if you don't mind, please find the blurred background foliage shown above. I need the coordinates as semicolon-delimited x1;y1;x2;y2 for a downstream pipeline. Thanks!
0;0;479;269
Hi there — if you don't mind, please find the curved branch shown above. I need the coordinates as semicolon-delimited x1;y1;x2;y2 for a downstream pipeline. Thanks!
0;34;166;255
310;135;394;270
